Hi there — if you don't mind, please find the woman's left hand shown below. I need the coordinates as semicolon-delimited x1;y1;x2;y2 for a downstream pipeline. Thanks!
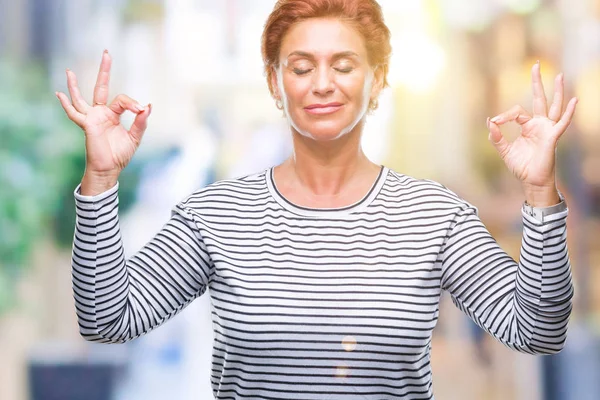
487;62;578;207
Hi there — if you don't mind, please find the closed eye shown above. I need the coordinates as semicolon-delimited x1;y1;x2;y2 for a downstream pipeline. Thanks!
293;68;313;75
294;67;353;75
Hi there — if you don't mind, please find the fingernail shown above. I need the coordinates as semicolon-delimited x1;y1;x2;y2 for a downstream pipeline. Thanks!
135;104;145;111
536;60;540;64
104;49;109;54
490;116;500;123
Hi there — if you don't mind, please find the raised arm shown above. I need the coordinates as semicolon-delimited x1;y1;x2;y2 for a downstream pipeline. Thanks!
59;51;213;342
72;182;213;343
440;61;578;354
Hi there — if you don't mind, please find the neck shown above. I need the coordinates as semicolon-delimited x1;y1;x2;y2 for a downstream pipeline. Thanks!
279;120;380;197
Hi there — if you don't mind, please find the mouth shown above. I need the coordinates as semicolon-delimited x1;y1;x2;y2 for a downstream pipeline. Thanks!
304;103;344;115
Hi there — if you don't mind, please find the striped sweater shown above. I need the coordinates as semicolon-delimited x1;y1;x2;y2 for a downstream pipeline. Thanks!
71;165;573;399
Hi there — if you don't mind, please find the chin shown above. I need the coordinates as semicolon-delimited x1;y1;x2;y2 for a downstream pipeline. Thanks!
289;113;365;141
292;122;350;141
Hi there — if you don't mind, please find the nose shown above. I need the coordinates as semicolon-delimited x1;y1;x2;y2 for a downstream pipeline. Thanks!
312;67;335;96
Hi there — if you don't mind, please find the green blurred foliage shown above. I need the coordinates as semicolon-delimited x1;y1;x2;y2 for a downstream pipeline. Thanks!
0;61;140;315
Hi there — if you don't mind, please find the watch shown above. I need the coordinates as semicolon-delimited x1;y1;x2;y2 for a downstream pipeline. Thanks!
522;191;567;223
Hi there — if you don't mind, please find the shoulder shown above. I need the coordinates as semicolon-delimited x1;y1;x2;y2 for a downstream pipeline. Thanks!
176;169;269;210
385;168;478;213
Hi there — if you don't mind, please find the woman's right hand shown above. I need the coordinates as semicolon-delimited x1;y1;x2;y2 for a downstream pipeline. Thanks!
56;50;151;179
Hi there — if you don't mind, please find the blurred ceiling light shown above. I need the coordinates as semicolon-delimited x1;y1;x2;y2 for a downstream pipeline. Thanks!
504;0;542;15
389;34;445;93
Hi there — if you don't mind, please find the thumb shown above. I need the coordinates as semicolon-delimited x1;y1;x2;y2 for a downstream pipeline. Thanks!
487;117;510;159
129;104;152;143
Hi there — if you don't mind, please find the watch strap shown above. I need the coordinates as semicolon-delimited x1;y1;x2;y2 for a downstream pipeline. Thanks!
522;191;567;223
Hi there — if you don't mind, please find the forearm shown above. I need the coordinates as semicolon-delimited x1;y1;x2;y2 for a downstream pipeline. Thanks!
464;208;573;354
441;203;573;355
72;181;131;343
72;183;212;343
512;206;573;354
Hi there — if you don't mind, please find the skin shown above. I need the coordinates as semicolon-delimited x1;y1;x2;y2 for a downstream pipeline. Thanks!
270;18;385;208
269;18;578;208
56;22;577;208
56;50;151;196
487;62;578;207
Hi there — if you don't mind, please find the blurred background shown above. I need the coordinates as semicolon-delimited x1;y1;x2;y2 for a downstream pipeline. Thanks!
0;0;598;399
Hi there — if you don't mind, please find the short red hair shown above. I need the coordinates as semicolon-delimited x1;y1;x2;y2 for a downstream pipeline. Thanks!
261;0;392;109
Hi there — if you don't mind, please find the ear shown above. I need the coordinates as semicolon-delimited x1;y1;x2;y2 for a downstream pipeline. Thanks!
369;65;385;101
270;66;281;100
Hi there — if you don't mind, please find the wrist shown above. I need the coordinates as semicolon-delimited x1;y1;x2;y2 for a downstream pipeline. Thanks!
522;183;561;207
80;170;119;196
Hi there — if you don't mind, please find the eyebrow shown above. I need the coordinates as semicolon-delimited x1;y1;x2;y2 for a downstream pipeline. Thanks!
285;51;360;61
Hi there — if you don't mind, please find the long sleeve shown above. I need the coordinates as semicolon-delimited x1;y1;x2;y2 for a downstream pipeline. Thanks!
71;181;214;343
439;201;574;355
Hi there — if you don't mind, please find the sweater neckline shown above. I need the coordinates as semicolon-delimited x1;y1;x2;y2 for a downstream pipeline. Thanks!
265;165;388;217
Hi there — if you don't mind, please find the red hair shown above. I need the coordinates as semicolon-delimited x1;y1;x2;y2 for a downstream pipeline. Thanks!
261;0;392;109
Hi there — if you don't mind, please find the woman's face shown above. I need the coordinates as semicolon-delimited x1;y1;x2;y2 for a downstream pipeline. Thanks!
272;18;382;141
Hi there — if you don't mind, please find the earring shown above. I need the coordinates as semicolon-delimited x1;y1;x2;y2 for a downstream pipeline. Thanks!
275;99;283;110
368;99;378;112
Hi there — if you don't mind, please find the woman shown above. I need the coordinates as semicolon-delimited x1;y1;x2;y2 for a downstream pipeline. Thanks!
57;0;577;398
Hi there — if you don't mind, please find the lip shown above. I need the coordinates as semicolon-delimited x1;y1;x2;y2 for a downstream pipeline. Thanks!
304;102;344;115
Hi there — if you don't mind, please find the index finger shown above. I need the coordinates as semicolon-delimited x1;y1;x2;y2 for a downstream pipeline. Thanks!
532;61;548;117
93;50;112;105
